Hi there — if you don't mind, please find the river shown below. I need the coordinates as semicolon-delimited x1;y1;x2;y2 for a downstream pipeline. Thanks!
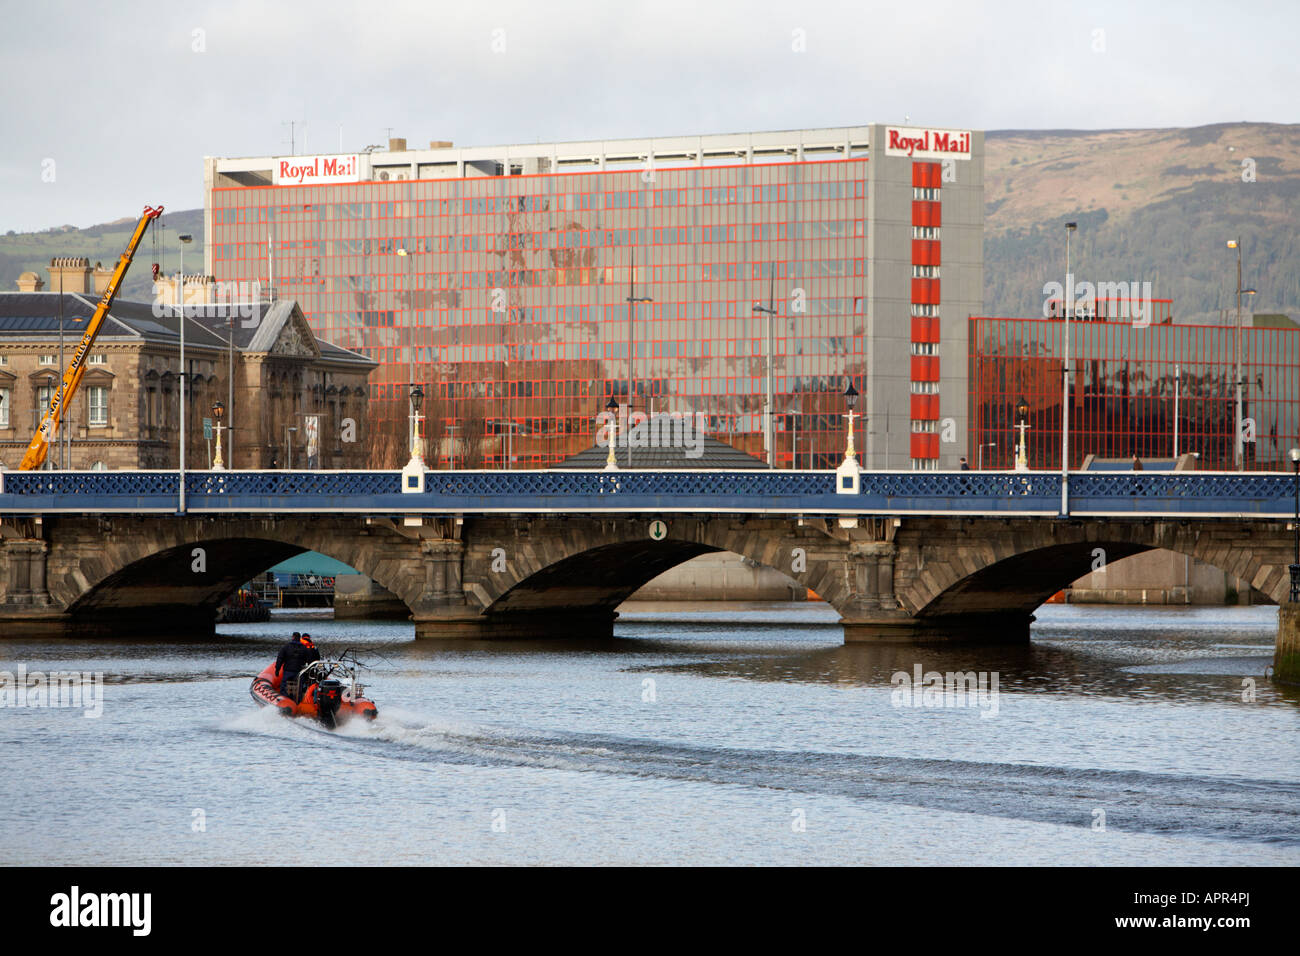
3;603;1297;865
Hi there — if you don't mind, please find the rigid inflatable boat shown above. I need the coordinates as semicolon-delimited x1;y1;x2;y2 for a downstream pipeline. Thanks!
250;653;378;728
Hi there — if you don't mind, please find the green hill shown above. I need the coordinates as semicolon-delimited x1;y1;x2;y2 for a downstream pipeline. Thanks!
0;209;204;302
984;123;1300;323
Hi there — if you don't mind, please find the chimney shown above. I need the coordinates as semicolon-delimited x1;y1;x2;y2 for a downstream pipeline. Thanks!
47;256;92;293
92;262;112;295
388;137;407;152
16;271;44;292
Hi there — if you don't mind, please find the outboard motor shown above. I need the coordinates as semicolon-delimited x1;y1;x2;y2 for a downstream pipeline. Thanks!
314;679;345;728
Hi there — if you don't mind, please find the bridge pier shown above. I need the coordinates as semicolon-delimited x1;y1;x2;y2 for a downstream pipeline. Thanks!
1277;604;1300;685
841;612;1033;644
412;607;617;641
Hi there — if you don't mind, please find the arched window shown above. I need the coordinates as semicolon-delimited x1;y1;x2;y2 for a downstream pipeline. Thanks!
90;461;107;471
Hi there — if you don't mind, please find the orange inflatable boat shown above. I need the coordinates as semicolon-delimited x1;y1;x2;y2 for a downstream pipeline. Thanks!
250;654;378;728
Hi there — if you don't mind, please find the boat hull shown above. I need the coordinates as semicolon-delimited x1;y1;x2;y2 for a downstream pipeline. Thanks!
250;663;377;726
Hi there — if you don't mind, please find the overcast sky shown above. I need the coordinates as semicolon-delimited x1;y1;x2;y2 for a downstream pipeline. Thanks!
1;0;1296;232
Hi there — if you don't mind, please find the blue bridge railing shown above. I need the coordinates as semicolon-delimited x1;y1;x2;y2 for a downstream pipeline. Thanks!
0;469;1293;517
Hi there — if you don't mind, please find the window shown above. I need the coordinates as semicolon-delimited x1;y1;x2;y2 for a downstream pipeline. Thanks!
910;342;938;356
0;355;8;365
0;388;8;427
88;354;106;365
911;265;941;278
90;461;107;471
88;386;108;426
909;381;939;394
39;355;55;365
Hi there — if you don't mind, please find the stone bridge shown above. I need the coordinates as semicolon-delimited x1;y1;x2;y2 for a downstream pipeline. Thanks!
0;511;1289;643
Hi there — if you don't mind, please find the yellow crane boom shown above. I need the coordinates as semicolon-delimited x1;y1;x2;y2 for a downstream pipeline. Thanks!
20;204;164;471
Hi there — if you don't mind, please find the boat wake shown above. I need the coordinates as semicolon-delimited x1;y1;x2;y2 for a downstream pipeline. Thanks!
217;706;1300;846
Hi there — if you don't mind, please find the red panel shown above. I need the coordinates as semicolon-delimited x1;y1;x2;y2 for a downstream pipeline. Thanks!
910;433;940;459
911;239;941;266
911;315;939;343
912;162;940;188
911;356;940;381
911;394;940;420
911;278;941;304
911;201;942;228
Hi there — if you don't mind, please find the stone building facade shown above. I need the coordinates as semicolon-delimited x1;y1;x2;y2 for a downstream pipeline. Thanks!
0;263;376;471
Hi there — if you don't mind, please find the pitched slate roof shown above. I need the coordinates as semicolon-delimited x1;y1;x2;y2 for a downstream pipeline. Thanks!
554;430;770;470
0;292;373;367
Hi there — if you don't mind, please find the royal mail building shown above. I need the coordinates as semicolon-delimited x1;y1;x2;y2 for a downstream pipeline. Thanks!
204;125;984;469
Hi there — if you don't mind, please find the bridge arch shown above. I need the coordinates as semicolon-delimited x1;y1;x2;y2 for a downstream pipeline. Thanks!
48;516;425;634
459;516;857;633
897;518;1290;626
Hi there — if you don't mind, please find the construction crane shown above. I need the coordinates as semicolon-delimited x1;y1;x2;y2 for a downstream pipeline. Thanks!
20;204;164;471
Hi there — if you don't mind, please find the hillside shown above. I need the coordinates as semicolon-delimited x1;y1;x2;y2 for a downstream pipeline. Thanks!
984;122;1300;323
1;122;1297;323
0;209;204;302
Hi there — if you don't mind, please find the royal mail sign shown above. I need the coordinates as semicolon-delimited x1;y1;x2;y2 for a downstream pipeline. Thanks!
273;154;362;186
883;127;972;161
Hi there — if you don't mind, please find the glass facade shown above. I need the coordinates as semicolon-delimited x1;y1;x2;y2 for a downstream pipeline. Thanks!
211;158;869;468
970;315;1300;470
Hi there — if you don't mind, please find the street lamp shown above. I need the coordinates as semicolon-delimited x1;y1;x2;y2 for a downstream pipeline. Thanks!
842;382;859;463
978;441;997;470
407;383;425;469
1015;396;1030;472
604;396;619;471
212;401;225;470
177;232;193;512
1290;447;1300;602
625;249;651;468
1226;238;1260;471
396;245;418;459
753;272;778;469
285;425;297;470
1062;221;1077;513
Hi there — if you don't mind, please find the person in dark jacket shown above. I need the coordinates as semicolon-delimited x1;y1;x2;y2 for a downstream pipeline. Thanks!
275;632;321;701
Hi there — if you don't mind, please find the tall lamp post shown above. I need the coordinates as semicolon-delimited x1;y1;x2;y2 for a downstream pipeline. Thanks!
753;272;778;469
285;425;297;470
1061;221;1077;514
604;396;619;471
1290;447;1300;602
625;250;651;468
396;245;418;458
977;441;996;470
1226;239;1259;471
177;233;192;512
1015;396;1030;472
212;401;225;470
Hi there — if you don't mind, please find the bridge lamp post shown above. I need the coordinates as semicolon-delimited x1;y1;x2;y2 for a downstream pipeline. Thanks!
285;425;297;470
1014;397;1030;472
1290;447;1300;602
842;382;859;463
1061;221;1077;514
177;232;193;513
604;396;619;471
408;384;425;470
212;401;225;470
978;441;996;471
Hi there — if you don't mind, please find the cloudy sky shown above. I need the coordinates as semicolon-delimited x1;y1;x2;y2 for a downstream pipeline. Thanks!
2;0;1296;232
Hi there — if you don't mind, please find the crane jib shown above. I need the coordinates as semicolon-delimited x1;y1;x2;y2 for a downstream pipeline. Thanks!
19;204;162;471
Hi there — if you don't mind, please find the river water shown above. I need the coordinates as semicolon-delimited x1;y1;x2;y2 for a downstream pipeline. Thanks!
3;603;1297;865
